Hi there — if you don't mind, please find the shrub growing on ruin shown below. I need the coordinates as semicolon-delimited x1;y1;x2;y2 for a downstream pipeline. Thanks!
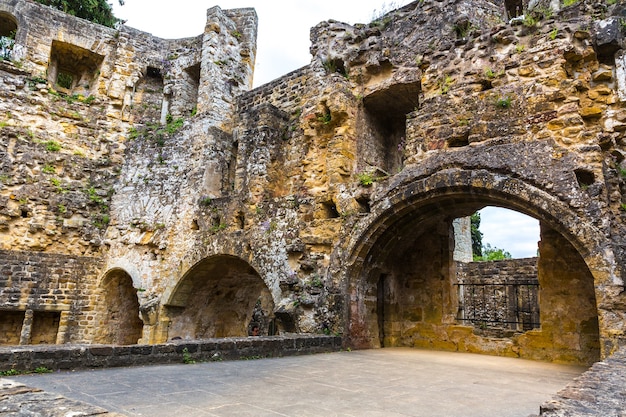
35;0;124;28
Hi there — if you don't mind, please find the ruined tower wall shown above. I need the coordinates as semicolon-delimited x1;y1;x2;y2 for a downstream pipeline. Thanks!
0;0;258;344
1;0;625;365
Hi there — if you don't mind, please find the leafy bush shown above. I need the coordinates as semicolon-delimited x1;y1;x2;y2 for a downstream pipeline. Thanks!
34;0;123;28
473;243;512;261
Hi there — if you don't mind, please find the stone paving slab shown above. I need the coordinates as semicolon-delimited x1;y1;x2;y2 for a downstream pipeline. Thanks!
0;379;124;416
539;347;626;416
8;348;587;417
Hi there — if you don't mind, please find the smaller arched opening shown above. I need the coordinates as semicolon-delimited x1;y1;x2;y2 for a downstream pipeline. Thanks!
0;12;18;60
95;269;143;345
130;65;165;123
164;255;276;340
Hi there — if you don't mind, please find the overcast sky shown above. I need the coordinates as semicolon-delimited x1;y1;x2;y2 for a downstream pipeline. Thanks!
111;1;541;258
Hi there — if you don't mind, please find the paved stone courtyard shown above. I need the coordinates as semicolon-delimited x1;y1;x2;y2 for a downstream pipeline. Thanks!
5;349;586;417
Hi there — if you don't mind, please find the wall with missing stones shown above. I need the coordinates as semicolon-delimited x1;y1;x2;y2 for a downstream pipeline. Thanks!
1;0;626;367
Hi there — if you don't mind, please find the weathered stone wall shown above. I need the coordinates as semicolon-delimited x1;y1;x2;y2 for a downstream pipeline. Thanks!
334;0;626;362
0;0;259;345
1;0;625;369
0;249;101;345
238;66;312;113
0;335;342;372
539;346;626;416
457;258;538;283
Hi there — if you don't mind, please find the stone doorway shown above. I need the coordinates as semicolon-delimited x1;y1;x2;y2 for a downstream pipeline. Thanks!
95;269;143;345
347;191;601;365
164;255;275;340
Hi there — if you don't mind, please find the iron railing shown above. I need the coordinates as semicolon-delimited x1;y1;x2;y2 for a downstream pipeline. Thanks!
456;280;540;331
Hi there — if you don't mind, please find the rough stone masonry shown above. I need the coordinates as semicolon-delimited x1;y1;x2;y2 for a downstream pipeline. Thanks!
0;0;626;369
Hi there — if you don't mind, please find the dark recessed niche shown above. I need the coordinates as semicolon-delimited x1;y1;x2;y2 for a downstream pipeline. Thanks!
321;201;340;219
356;196;371;213
0;12;17;38
146;66;162;79
575;169;595;189
235;211;245;230
48;40;104;95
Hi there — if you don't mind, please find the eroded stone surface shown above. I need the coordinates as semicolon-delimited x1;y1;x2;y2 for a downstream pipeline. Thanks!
0;0;625;371
539;347;626;416
0;379;123;416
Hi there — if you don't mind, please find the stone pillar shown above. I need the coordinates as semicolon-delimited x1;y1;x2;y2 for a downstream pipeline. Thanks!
453;217;473;262
160;85;172;125
19;309;33;345
152;318;171;344
55;311;71;344
616;50;626;102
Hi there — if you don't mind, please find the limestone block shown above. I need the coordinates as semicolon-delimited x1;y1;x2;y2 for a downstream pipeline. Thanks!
616;50;626;102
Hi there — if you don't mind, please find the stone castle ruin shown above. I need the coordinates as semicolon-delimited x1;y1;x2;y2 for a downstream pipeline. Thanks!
1;0;626;367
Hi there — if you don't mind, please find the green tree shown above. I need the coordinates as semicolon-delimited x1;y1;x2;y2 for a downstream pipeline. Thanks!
476;243;512;261
35;0;124;28
470;212;483;258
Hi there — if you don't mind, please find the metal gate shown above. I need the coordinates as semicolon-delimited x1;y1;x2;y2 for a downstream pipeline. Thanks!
456;281;540;331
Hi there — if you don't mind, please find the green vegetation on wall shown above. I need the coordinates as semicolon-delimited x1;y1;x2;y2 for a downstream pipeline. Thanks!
34;0;124;28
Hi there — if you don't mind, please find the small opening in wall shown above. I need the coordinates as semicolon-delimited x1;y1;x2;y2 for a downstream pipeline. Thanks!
31;311;61;344
212;216;222;228
324;58;347;77
0;13;18;61
0;13;18;38
57;72;73;90
356;195;371;213
48;40;104;96
274;310;297;333
20;209;28;218
447;133;470;148
321;201;340;219
575;169;595;189
504;0;524;19
146;66;162;79
235;211;245;230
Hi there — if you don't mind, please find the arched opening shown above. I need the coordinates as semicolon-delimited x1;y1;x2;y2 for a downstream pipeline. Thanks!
0;13;18;60
164;255;275;340
347;184;601;365
129;66;164;124
95;269;143;345
454;208;541;337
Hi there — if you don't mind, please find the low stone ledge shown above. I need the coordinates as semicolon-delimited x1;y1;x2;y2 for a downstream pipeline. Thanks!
0;335;342;372
538;347;626;416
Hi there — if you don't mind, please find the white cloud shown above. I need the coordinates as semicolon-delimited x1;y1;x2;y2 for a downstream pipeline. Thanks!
479;207;540;259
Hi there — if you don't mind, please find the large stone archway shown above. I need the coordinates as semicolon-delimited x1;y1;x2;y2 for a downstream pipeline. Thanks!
163;255;275;340
95;269;143;345
343;168;613;365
